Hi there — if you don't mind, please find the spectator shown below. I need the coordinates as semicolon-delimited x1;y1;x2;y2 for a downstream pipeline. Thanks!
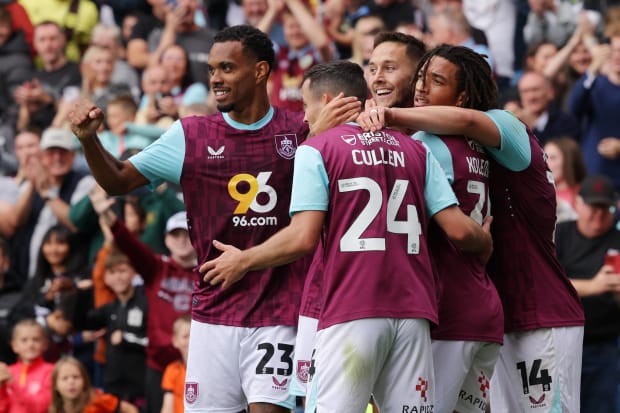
262;0;336;111
18;0;98;62
10;126;94;279
89;191;195;413
49;356;138;413
134;64;174;128
0;319;54;413
90;24;141;101
505;70;580;144
555;174;620;413
2;0;34;56
524;0;599;47
147;0;215;86
569;29;620;190
0;6;34;157
97;95;156;158
160;314;190;413
348;14;385;78
86;250;147;407
78;45;133;116
126;0;166;71
0;238;22;364
428;5;493;69
544;136;587;215
156;44;209;119
14;21;81;134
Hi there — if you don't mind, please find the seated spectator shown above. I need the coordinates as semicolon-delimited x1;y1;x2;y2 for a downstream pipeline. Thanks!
0;6;34;157
505;70;580;144
49;356;138;413
14;21;81;134
0;319;54;413
544;137;587;221
18;0;98;62
86;250;147;407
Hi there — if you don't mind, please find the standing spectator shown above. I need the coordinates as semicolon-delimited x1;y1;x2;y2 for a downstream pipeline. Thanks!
10;126;94;279
505;70;580;144
126;0;166;71
569;30;620;190
147;0;215;86
261;0;335;112
348;14;385;78
18;0;98;62
160;314;190;413
0;6;34;156
89;191;195;413
69;25;309;413
0;319;54;413
555;174;620;413
14;21;81;134
86;250;147;408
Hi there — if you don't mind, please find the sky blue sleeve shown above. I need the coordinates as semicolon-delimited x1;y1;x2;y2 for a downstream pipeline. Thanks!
290;145;329;215
128;120;185;188
413;131;454;184
424;147;458;216
483;109;531;172
182;83;209;106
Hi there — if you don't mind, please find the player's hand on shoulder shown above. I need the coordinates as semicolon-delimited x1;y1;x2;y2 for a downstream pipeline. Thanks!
69;99;105;141
357;100;389;132
200;240;249;290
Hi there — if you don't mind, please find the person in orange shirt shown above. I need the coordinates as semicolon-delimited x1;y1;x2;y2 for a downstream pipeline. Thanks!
0;319;53;413
161;314;190;413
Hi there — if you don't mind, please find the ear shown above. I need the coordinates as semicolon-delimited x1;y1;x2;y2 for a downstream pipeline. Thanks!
321;92;332;104
255;61;270;83
455;91;466;107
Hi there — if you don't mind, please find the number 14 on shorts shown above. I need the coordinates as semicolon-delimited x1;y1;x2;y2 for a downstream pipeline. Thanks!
516;359;552;394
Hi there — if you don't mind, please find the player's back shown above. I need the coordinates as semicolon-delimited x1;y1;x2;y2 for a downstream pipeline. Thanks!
304;124;438;330
419;133;503;343
486;121;584;332
179;108;310;328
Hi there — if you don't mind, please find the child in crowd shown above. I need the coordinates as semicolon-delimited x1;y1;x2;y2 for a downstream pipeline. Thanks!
49;356;138;413
0;319;54;413
160;314;190;413
86;251;147;408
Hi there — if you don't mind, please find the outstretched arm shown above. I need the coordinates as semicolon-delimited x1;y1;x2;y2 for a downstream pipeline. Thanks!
200;210;325;289
359;106;502;148
69;100;149;195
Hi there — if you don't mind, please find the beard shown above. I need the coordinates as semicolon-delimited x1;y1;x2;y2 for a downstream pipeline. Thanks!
217;103;234;112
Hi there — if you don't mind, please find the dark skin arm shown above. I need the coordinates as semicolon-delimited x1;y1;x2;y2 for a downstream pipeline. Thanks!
69;100;149;195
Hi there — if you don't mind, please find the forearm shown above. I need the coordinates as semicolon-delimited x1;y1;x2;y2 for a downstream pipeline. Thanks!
46;198;77;231
242;212;323;271
288;0;329;50
388;107;501;147
257;8;278;34
127;40;150;69
570;278;600;297
80;136;142;195
148;27;176;68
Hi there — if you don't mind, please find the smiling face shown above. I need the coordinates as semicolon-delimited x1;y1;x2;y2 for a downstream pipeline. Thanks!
208;41;260;113
11;324;47;364
42;233;70;268
414;56;463;107
368;41;416;108
161;45;188;87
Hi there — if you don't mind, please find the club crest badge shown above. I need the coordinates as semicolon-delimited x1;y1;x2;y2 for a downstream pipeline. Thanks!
297;360;311;383
275;134;298;159
185;382;198;404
